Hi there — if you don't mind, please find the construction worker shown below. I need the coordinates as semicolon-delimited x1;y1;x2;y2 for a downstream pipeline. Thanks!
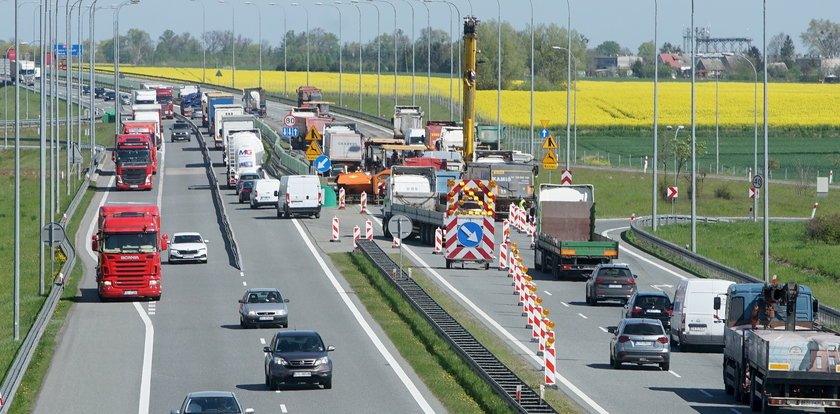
518;195;526;209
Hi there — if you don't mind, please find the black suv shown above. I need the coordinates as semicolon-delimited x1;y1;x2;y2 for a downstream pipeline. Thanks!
103;90;116;101
170;121;192;142
264;330;334;390
622;292;672;329
94;87;106;98
82;85;90;95
585;263;638;305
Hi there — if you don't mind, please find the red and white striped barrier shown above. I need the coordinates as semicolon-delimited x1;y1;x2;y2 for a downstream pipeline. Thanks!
392;236;401;248
531;305;542;342
508;246;516;277
524;291;535;322
831;170;834;184
538;316;549;355
353;226;360;249
360;191;369;214
630;213;635;221
365;220;374;240
433;227;443;254
811;202;819;219
544;331;556;387
338;187;346;209
502;219;511;243
330;217;340;242
498;242;508;270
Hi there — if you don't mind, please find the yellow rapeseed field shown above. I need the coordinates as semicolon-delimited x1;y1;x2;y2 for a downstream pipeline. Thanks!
122;66;840;128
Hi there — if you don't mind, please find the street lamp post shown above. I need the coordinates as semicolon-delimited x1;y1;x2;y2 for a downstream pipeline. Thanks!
317;2;342;106
425;0;458;121
88;0;101;168
552;46;577;160
725;52;758;222
564;0;571;170
190;0;206;83
40;0;48;297
419;0;430;118
495;0;501;150
14;0;22;341
265;2;284;95
350;1;362;111
394;0;415;104
67;0;83;192
114;0;139;137
217;0;235;88
356;0;380;116
244;1;263;88
762;0;769;281
370;0;396;110
528;0;534;154
652;0;659;230
291;2;310;85
690;0;697;253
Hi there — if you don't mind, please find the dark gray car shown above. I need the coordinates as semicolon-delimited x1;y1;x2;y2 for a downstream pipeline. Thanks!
264;330;334;390
585;263;638;305
622;292;672;330
239;288;289;328
171;390;253;414
609;318;670;371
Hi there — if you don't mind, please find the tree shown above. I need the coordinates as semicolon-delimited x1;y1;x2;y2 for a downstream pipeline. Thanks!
124;29;153;65
801;19;840;57
780;35;796;67
746;46;763;69
672;136;707;193
660;42;682;54
595;40;620;56
766;32;786;61
637;41;655;61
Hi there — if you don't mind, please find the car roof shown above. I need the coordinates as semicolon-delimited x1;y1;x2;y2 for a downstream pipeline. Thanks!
598;263;630;269
186;391;236;398
173;232;203;238
623;318;663;325
274;330;320;338
633;291;669;298
247;288;280;293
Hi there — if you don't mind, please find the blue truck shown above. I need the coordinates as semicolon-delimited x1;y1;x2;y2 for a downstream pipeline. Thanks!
202;92;234;129
720;283;840;414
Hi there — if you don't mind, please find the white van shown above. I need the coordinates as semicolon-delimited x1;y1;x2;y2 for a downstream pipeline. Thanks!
250;179;280;209
670;279;735;348
276;175;322;219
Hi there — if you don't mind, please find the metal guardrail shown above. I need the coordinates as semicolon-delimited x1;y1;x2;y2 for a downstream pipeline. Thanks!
254;118;309;176
0;145;104;413
175;113;243;271
356;239;558;414
629;215;840;330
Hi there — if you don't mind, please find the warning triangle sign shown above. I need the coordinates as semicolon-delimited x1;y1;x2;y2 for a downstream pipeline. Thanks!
305;141;322;159
215;70;223;77
542;135;558;150
540;119;550;129
542;150;558;164
305;126;322;141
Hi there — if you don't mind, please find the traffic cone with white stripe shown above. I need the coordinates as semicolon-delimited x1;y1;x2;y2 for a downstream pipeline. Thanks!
544;331;557;387
365;220;373;240
360;191;369;214
353;226;360;250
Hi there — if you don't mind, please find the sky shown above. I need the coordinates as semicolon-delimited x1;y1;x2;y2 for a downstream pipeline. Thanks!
3;0;839;55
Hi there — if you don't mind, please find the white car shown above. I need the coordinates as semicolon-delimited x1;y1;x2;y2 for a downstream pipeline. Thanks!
168;232;208;264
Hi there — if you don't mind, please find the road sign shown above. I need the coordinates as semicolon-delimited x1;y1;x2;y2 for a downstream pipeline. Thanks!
542;150;557;164
541;135;558;150
7;49;15;61
54;44;67;57
539;128;550;139
457;221;483;248
540;119;550;129
752;174;764;188
305;141;322;161
70;144;83;164
560;170;573;185
748;188;756;199
281;126;298;137
305;126;322;141
215;70;223;77
667;187;679;198
388;215;413;240
40;222;66;247
314;155;331;173
70;44;83;56
283;114;296;127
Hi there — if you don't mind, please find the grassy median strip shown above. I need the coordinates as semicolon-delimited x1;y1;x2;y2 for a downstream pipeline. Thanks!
331;252;580;414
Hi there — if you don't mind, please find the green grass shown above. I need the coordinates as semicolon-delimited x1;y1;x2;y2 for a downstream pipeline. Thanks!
535;166;840;219
642;221;840;311
0;86;73;123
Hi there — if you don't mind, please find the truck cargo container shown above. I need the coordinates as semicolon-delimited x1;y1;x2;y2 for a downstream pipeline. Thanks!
203;91;234;130
212;104;244;150
392;106;424;139
227;130;264;187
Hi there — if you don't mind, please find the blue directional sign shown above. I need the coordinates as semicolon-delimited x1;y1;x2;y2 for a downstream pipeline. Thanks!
71;44;83;56
281;126;298;137
539;128;550;138
457;222;483;248
314;155;331;173
54;44;67;57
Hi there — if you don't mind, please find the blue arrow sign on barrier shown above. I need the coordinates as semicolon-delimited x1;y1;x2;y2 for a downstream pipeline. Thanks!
457;222;483;248
314;155;331;173
539;128;550;138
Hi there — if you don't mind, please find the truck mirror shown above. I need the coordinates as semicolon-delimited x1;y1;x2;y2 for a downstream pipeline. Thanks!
91;235;99;252
713;296;721;310
813;299;819;314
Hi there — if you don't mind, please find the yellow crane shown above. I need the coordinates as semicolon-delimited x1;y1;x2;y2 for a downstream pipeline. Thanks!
462;16;479;163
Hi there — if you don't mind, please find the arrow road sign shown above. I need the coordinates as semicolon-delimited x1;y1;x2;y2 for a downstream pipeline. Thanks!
457;222;483;248
749;188;756;199
281;127;298;137
539;128;550;139
667;187;679;198
283;114;296;127
560;170;573;185
314;155;331;173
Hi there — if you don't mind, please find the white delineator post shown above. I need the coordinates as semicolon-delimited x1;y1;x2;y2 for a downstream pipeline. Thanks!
830;170;834;184
365;220;373;240
330;217;340;242
811;202;819;219
353;226;360;250
360;191;369;214
392;236;401;248
338;187;346;209
433;227;443;254
644;155;649;173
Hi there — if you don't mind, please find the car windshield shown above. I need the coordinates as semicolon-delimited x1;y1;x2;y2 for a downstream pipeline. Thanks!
157;96;173;103
247;291;283;303
597;268;632;279
275;336;324;353
102;232;157;254
623;323;664;336
241;181;255;190
174;123;190;130
173;235;202;244
184;396;241;413
635;295;671;309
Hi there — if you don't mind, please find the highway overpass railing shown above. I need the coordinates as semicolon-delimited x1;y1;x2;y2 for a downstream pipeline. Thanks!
629;215;840;330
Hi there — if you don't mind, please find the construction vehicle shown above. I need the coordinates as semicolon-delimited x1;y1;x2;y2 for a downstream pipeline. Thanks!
720;283;840;413
532;184;619;279
475;124;506;149
113;134;155;190
203;91;234;130
465;150;537;219
243;87;267;117
382;166;443;244
324;123;364;172
392;106;424;140
91;205;168;301
425;120;458;150
212;104;244;150
297;85;323;107
288;107;334;150
156;87;175;119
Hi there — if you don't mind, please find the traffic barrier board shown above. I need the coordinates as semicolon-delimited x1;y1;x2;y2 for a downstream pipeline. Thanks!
560;170;572;185
305;126;322;141
667;186;679;198
541;135;558;150
749;188;756;199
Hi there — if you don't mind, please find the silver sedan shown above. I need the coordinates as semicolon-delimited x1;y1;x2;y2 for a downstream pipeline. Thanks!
238;288;289;329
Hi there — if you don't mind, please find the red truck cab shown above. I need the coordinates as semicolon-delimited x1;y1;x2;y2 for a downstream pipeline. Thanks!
156;88;175;119
114;134;156;190
91;206;168;301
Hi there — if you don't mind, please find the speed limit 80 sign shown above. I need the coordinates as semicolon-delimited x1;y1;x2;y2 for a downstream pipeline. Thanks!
283;114;296;127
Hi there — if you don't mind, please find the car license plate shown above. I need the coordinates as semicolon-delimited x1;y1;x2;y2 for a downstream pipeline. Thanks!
647;309;661;314
636;341;653;346
690;326;705;331
293;371;311;377
609;284;622;289
130;185;138;188
124;290;137;295
258;316;273;321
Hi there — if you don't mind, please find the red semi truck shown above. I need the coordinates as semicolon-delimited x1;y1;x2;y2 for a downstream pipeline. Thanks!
113;134;156;190
156;88;175;119
122;120;161;151
92;206;168;301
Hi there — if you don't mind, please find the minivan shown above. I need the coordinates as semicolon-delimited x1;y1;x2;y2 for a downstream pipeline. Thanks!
669;279;734;349
276;175;322;219
250;179;281;209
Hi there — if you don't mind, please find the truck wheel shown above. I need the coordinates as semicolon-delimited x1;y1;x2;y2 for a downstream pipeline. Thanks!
484;262;490;270
534;252;541;271
445;259;451;269
660;361;670;371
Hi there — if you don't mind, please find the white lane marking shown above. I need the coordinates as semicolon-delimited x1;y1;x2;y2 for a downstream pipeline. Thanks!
578;313;588;319
729;408;741;414
133;302;155;414
279;404;288;413
544;291;552;296
560;302;570;307
650;284;663;291
275;390;281;394
242;281;247;287
602;227;689;280
669;370;681;378
240;272;245;277
260;338;266;345
598;326;608;333
699;389;713;397
365;215;610;414
291;219;435;413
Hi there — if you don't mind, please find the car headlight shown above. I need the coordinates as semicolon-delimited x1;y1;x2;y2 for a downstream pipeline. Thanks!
149;280;160;286
248;310;256;316
273;357;288;366
277;309;287;316
314;356;329;367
